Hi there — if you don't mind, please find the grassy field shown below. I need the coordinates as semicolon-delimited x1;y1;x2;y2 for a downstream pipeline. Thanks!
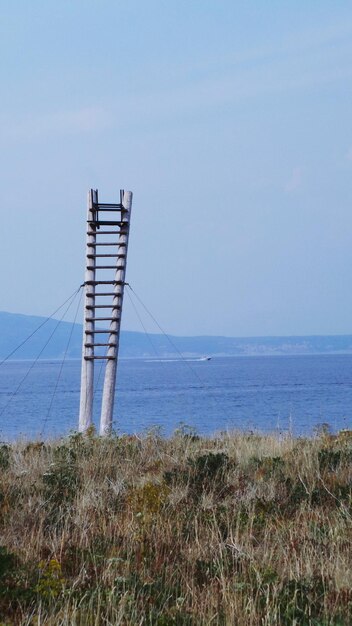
0;426;351;625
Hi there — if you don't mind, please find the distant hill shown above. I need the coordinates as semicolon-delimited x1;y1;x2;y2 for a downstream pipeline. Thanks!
1;311;352;359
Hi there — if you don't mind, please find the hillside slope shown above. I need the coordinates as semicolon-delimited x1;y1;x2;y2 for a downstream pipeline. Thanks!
1;311;352;358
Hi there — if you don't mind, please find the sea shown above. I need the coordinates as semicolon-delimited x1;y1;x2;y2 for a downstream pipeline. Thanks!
0;354;351;441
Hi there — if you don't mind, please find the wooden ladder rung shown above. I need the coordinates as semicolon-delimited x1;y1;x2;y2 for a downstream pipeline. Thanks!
87;330;117;334
87;254;116;259
85;280;123;285
96;203;123;209
87;243;121;247
86;303;120;308
88;221;125;226
86;316;119;321
87;254;124;258
85;343;116;347
87;265;124;270
84;355;116;360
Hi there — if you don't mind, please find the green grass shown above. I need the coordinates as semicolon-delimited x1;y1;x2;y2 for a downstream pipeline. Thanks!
0;427;351;624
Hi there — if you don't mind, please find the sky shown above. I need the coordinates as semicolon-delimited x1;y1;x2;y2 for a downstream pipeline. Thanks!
1;1;352;337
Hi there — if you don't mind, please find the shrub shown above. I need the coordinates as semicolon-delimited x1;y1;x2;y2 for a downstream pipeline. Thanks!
35;559;65;600
42;445;80;508
128;482;170;516
0;445;10;470
0;546;15;581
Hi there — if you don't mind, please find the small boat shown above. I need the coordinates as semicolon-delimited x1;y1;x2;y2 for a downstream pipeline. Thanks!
199;356;211;361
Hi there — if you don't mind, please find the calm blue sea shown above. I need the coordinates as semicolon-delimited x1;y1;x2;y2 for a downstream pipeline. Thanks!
0;354;351;441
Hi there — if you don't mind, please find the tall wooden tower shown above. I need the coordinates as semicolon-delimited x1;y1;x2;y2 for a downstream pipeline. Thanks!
79;188;133;435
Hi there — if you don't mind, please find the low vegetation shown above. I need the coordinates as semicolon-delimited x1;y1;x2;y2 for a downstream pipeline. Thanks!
0;426;351;624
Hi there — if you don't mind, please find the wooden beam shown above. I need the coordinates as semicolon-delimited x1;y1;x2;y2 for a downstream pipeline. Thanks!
100;190;133;436
78;189;97;432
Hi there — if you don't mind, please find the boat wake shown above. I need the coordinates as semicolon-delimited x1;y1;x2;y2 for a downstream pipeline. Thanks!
145;356;211;363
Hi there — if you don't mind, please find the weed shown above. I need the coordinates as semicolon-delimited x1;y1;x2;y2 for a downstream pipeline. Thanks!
128;481;170;516
35;559;65;600
0;432;351;624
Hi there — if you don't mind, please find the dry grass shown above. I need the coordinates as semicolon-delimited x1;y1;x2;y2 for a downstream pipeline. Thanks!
0;427;351;625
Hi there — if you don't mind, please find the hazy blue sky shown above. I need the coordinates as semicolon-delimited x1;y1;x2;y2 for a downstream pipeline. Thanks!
1;1;352;336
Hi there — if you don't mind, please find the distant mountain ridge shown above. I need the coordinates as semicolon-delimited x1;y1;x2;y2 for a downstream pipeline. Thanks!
1;311;352;359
